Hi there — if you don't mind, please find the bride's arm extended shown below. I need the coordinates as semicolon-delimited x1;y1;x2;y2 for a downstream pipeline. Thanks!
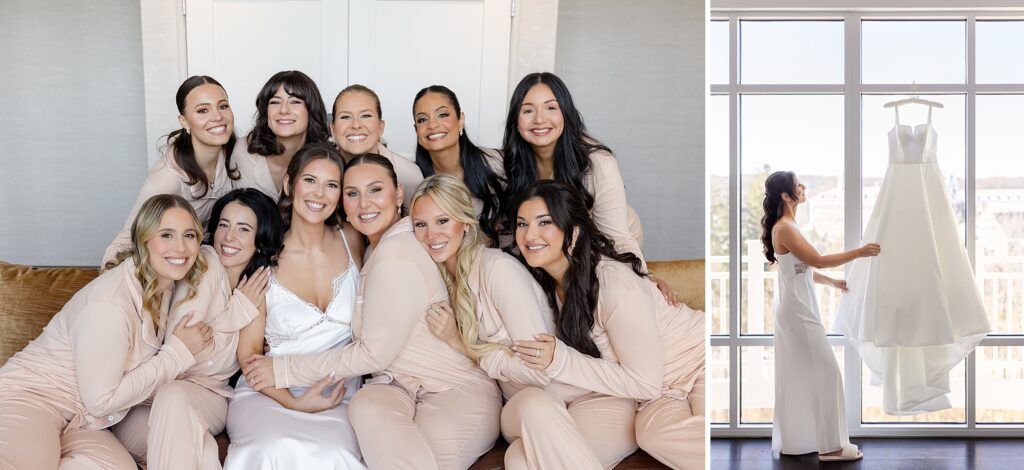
775;222;880;269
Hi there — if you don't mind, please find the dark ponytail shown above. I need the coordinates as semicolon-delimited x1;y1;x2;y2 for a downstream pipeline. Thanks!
169;75;239;198
760;171;797;264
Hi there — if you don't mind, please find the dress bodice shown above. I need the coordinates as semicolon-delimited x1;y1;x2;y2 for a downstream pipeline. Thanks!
887;105;938;164
264;231;359;358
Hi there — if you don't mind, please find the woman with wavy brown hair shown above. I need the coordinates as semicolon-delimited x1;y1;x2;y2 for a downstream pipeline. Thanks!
103;75;240;266
0;194;214;469
233;70;331;200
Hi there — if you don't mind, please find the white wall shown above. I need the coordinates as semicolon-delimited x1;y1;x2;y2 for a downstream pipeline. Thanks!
555;0;706;260
1;0;705;265
0;0;149;266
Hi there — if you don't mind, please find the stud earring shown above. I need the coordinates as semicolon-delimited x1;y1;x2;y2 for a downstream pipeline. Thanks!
185;128;191;135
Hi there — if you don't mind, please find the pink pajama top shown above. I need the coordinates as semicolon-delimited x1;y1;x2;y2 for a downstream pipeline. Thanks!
273;218;497;397
0;258;196;431
545;258;705;407
165;246;259;397
103;146;232;266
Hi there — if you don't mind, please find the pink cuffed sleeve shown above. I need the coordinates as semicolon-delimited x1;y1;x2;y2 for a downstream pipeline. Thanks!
589;151;645;268
274;258;430;388
72;302;196;418
544;277;663;400
477;257;552;387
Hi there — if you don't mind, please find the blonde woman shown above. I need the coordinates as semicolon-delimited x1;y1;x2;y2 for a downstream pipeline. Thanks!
410;175;606;469
0;195;214;469
330;84;423;207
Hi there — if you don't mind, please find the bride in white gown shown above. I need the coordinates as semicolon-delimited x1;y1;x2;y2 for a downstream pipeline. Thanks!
762;171;879;462
224;144;366;469
834;103;991;415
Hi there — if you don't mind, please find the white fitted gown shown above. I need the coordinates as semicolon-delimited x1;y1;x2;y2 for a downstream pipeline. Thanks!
772;252;853;455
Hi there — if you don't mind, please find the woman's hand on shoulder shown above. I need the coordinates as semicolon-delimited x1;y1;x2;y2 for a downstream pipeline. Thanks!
237;267;271;309
648;275;680;306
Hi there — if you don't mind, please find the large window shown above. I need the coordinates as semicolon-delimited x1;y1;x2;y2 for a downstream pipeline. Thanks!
710;12;1024;436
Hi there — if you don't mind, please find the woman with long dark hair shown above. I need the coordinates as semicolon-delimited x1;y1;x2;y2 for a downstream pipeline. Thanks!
501;72;679;303
410;175;610;469
233;70;331;200
506;180;706;469
330;84;423;207
225;144;366;469
0;195;214;469
761;170;877;462
412;85;506;241
242;154;502;469
103;75;239;266
111;189;278;470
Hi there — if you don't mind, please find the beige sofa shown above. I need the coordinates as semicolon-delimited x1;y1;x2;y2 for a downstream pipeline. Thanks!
0;259;704;469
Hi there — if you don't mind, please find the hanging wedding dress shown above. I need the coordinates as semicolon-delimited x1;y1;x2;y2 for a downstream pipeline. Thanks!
833;104;991;415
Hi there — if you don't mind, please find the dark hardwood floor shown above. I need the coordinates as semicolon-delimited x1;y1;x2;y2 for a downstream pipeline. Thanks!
711;438;1023;470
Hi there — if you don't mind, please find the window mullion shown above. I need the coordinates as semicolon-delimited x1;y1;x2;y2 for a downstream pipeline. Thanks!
843;12;865;433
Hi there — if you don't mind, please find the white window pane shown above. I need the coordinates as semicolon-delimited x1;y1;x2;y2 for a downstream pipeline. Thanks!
740;21;844;84
976;95;1024;334
710;20;729;85
976;346;1024;423
710;346;730;424
741;346;844;424
977;21;1024;84
862;21;966;84
740;95;845;335
861;95;966;242
862;360;965;423
710;95;730;335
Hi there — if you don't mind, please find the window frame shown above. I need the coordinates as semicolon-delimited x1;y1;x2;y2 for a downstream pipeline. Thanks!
710;9;1024;437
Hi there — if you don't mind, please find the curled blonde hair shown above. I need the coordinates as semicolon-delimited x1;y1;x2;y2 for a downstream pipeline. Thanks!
104;194;207;334
411;175;508;361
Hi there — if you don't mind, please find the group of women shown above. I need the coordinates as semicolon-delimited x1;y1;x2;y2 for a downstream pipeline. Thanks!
0;70;705;470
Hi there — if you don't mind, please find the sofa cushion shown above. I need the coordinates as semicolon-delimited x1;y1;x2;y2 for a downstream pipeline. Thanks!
647;259;704;311
0;262;99;365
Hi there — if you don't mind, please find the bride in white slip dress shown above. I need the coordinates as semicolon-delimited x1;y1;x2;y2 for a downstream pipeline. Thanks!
762;171;879;462
225;145;366;469
834;104;991;415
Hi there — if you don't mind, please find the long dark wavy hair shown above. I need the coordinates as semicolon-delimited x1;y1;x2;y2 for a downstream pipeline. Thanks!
246;71;330;157
412;85;505;241
502;73;611;223
510;180;647;358
166;75;239;197
204;188;284;279
760;171;798;265
278;143;346;232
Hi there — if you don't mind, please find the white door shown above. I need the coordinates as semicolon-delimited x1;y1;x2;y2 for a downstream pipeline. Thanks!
185;0;350;135
185;0;513;156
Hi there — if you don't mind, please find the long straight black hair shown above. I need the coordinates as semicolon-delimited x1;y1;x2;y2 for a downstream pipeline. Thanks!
246;70;330;157
167;75;239;197
760;171;798;265
412;85;505;241
510;180;646;358
204;188;284;278
502;73;611;222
